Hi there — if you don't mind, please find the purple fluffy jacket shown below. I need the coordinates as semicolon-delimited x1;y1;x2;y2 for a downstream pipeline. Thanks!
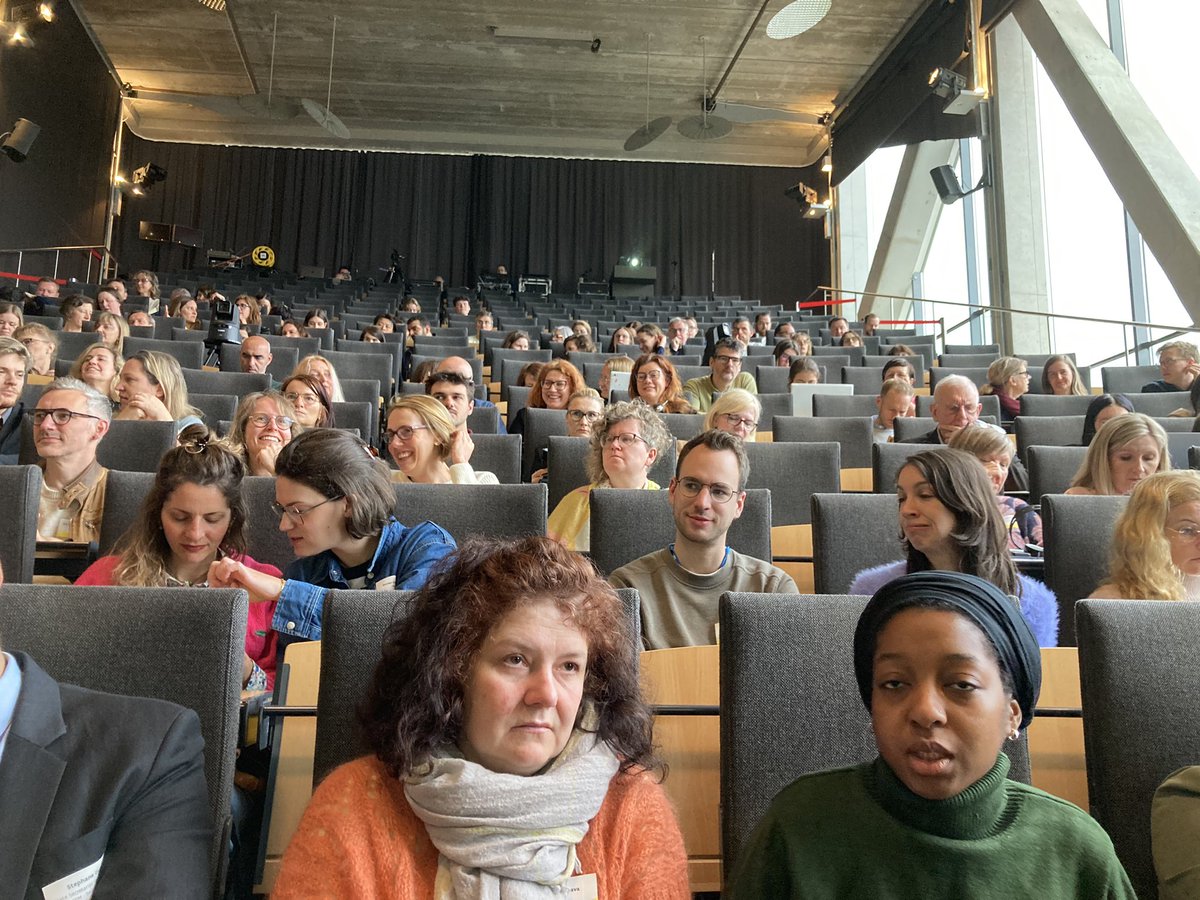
848;560;1059;648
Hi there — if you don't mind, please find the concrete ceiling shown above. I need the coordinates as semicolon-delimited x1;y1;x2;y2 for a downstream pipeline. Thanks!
74;0;929;167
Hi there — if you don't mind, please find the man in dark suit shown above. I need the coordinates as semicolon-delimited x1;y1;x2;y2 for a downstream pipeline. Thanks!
0;336;29;465
909;374;1028;492
0;641;212;896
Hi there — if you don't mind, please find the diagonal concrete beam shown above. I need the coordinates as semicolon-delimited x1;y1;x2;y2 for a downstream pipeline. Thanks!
1010;0;1200;322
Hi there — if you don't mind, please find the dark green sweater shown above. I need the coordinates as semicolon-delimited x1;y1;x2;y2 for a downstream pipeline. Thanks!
728;754;1135;899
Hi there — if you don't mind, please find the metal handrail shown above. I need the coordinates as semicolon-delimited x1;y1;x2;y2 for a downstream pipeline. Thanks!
0;244;118;286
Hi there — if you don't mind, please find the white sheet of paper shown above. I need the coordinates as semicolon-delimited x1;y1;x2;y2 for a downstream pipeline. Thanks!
42;855;103;900
564;873;598;900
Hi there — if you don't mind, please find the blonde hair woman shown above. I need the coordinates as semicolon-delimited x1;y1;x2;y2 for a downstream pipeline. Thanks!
69;342;122;402
114;349;202;429
1067;413;1170;496
383;394;498;485
1042;354;1088;396
293;354;346;403
979;356;1031;424
93;311;129;352
225;390;303;476
600;355;634;401
705;388;761;442
1090;470;1200;601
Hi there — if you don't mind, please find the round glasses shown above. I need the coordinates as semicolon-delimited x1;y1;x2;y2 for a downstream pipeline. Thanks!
567;409;603;422
385;423;430;443
271;495;342;525
601;432;647;448
248;413;294;430
674;477;737;504
721;413;758;432
32;408;103;426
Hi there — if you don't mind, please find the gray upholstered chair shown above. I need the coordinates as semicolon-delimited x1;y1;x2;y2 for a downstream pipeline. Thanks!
0;584;248;894
870;441;926;493
839;366;883;393
1191;445;1200;471
1027;445;1088;503
757;393;793;425
1167;430;1200;468
929;366;990;391
333;339;403;385
938;352;999;367
123;336;205;370
507;385;532;431
811;394;878;417
468;433;522;484
466;405;500;434
393;482;548;541
753;366;795;393
522;406;568;482
96;420;178;472
891;416;938;442
1129;392;1192;417
660;413;706;442
0;465;40;582
745;441;839;527
772;416;869;468
1040;494;1127;645
1019;394;1094;416
1101;364;1164;395
321;348;396;395
944;342;1000;355
1015;415;1086;463
97;470;155;555
810;492;904;592
489;348;552;390
546;435;677;516
589;488;771;576
496;356;550;401
182;369;271;397
718;591;1031;875
241;475;295;574
190;392;238;429
331;401;374;442
1076;599;1200;899
813;346;863;365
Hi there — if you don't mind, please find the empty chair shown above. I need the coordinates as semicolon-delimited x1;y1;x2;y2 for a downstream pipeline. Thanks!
97;470;154;554
754;367;800;393
944;342;1001;355
811;394;878;417
55;329;102;361
521;406;570;482
123;336;204;370
0;465;40;582
772;416;871;468
392;482;548;541
1129;392;1192;417
189;392;238;429
319;348;395;395
871;441;925;494
839;366;886;393
1167;430;1200;468
182;369;271;397
546;434;677;514
811;492;904;591
1101;364;1166;395
929;366;990;391
331;401;374;442
465;433;522;484
241;475;295;573
589;488;771;576
1027;445;1088;502
334;339;403;385
939;352;999;367
1020;394;1095;416
1076;599;1200;898
1041;494;1127;645
744;442;840;528
1015;415;1086;463
660;413;706;442
466;405;500;434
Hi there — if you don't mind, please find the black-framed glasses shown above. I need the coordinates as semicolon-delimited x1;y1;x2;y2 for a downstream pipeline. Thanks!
31;408;103;426
271;495;342;524
712;355;742;366
674;477;738;504
601;431;647;448
385;424;430;443
721;413;758;432
247;413;295;430
567;409;603;422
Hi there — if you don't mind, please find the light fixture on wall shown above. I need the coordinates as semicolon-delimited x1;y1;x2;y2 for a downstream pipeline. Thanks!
928;66;986;115
0;118;40;162
766;0;832;39
784;181;829;219
131;162;167;194
930;164;990;205
37;3;54;21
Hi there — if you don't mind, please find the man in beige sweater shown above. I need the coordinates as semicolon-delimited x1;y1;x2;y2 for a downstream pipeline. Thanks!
609;430;796;649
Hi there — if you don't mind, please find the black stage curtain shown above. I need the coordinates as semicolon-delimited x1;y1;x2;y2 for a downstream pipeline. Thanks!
114;134;829;303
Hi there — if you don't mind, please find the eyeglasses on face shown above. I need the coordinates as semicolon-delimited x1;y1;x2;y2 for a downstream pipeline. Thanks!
385;423;430;443
601;431;647;449
674;477;738;504
635;371;664;382
1166;525;1200;542
247;413;294;430
567;409;603;422
721;413;758;432
713;355;742;366
271;495;342;524
284;392;319;407
542;379;570;391
32;408;103;426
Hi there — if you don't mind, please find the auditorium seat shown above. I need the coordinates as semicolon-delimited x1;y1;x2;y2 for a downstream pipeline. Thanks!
929;366;990;391
183;369;271;396
467;433;522;484
466;405;500;434
1027;445;1087;501
191;392;238;429
522;406;569;482
811;492;904;592
772;416;869;468
1019;394;1094;416
938;352;998;368
810;394;878;417
1101;364;1164;395
1041;494;1126;645
944;342;1001;355
1015;415;1086;462
393;482;548;542
661;413;706;442
330;401;374;443
0;465;40;582
124;336;205;369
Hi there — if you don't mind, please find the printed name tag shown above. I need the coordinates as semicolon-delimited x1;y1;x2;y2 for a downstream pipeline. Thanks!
564;873;598;899
42;856;103;900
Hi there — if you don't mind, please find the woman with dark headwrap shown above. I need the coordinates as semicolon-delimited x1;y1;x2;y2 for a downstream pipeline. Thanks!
728;571;1135;898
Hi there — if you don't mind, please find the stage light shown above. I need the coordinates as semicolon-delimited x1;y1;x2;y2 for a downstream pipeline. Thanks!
928;66;985;115
784;181;829;219
930;164;989;205
131;162;168;190
820;154;833;174
1;119;40;163
38;3;54;22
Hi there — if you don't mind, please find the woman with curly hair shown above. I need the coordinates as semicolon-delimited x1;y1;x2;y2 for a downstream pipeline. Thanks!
1089;470;1200;601
630;354;695;414
547;400;672;552
273;536;688;896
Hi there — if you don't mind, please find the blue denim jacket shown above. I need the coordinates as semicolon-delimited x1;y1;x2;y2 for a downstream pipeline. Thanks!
272;517;456;641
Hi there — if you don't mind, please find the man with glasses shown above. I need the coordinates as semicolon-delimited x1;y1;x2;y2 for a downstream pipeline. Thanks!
684;338;758;412
0;336;29;464
610;429;796;649
32;378;111;542
1143;340;1200;393
433;355;506;434
666;318;690;356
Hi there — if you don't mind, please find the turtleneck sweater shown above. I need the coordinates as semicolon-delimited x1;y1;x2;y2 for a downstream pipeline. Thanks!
727;754;1135;899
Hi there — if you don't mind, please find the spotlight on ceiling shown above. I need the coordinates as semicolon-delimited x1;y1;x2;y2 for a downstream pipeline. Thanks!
131;162;168;190
37;3;54;21
928;66;986;115
0;119;40;163
820;154;833;174
767;0;832;39
784;181;829;219
930;164;990;205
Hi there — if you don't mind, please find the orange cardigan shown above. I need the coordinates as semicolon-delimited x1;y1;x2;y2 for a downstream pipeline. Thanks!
274;755;691;899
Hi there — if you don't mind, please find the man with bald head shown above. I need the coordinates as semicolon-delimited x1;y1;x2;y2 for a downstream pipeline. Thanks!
910;374;1027;491
434;355;506;434
239;335;280;388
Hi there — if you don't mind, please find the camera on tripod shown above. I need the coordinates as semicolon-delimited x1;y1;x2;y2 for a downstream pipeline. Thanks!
203;294;241;366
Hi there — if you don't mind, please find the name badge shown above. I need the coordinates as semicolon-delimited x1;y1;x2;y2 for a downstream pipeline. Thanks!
564;873;598;899
42;856;103;900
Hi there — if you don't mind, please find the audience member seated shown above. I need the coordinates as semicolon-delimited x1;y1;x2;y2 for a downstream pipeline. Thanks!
774;321;797;340
1153;765;1200;900
208;429;456;647
888;343;916;357
863;312;881;335
93;310;128;352
706;388;761;443
828;315;849;342
564;333;596;354
280;320;306;339
114;350;203;435
509;360;584;437
631;354;695;414
302;308;328;331
841;330;864;349
792;331;813;357
293;354;346;403
789;356;821;385
77;425;280;689
128;310;153;328
281;373;335;429
23;274;59;316
272;536;689;896
731;317;754;349
406;316;432;341
531;388;604;485
475;311;494;333
104;277;127;302
608;325;636;352
635;323;665;356
728;571;1132;897
33;378;110;542
95;288;122;315
0;564;212;896
980;357;1031;426
1067;412;1169;496
1081;392;1134;445
433;357;506;434
501;329;530;350
516;360;544;390
168;294;202;330
1087;471;1200;600
359;325;383;343
948;426;1042;552
665;317;690;355
873;378;916;443
239;335;278;387
1042;354;1087;396
58;294;93;334
400;296;421;315
684;338;757;412
752;311;772;345
0;300;22;337
849;449;1058;646
14;322;57;379
384;395;498;485
599;356;632;401
548;400;671;552
883;357;917;385
331;265;352;284
450;295;471;318
225;390;302;477
131;270;161;313
610;430;796;649
372;314;394;335
773;339;802;368
0;336;29;463
1144;340;1200;393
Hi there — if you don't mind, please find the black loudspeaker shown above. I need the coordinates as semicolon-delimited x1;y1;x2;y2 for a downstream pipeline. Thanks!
1;118;40;163
930;165;964;204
